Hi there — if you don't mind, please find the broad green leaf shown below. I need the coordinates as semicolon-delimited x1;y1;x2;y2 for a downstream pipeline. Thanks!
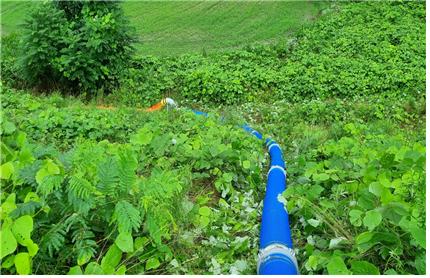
134;236;149;251
14;252;31;275
313;173;330;182
355;232;376;253
198;206;211;216
307;219;320;227
24;192;40;203
384;269;398;275
1;254;15;269
46;159;60;173
349;209;363;227
68;265;83;275
1;193;17;219
306;185;324;200
115;232;133;253
84;262;104;274
305;255;319;271
399;217;426;248
0;228;17;259
2;120;16;134
11;215;33;246
242;160;251;169
115;265;127;274
26;240;39;257
199;216;210;228
36;159;60;185
363;210;382;231
0;162;14;180
350;260;380;275
77;250;92;266
146;257;160;270
130;127;153;145
326;256;350;275
101;244;122;271
329;237;348;250
369;182;385;197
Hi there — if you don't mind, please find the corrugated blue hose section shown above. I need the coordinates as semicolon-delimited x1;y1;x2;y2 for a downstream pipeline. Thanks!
192;110;298;275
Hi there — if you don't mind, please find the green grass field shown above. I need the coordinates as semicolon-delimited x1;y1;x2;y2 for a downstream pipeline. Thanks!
1;0;328;56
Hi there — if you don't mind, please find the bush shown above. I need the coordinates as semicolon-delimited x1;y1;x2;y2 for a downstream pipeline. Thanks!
20;0;135;94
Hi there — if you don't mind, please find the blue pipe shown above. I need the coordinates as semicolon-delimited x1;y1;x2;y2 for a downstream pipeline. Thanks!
242;125;298;275
192;111;298;275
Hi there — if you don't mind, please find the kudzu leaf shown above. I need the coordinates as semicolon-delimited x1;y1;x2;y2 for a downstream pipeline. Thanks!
349;209;363;227
355;232;376;253
326;256;350;275
1;254;15;269
199;216;210;228
77;250;92;266
307;219;320;227
11;215;33;246
363;210;382;231
84;262;104;274
101;244;122;271
313;173;330;182
146;257;160;271
130;126;153;145
0;228;17;259
0;162;14;180
115;232;133;253
198;206;211;216
35;159;60;185
14;252;31;275
115;265;127;274
26;239;39;257
68;265;83;275
134;236;149;251
1;193;17;218
350;260;380;275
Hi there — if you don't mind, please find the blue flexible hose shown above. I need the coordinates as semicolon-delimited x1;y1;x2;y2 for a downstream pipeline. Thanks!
192;111;298;275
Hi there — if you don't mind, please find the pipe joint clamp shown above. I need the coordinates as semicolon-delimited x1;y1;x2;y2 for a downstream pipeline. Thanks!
268;143;280;152
257;243;299;274
267;165;286;177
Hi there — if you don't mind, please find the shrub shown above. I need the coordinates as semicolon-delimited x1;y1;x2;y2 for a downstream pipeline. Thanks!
20;0;135;94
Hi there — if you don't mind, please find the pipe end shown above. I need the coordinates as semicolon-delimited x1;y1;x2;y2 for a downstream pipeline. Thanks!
257;244;299;275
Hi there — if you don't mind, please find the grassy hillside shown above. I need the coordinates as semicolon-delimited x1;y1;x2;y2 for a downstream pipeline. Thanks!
1;0;328;55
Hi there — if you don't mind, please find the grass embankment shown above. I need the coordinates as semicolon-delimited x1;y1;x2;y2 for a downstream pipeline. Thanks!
1;0;328;55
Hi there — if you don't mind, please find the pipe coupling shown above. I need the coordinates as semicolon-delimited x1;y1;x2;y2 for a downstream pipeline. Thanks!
257;243;299;274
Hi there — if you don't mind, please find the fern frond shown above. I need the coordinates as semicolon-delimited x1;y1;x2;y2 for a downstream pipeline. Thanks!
72;229;97;265
146;206;172;245
113;200;142;233
97;156;119;197
117;148;137;194
37;175;64;196
141;168;183;201
40;224;67;257
67;190;94;215
18;160;42;187
68;176;95;199
9;201;42;219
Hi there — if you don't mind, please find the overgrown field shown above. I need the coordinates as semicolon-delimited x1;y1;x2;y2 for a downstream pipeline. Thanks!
0;0;426;275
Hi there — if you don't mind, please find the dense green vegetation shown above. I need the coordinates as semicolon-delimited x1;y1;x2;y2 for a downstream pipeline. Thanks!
1;0;326;55
0;0;426;275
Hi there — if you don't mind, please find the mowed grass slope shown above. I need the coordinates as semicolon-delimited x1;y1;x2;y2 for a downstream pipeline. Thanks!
1;0;328;56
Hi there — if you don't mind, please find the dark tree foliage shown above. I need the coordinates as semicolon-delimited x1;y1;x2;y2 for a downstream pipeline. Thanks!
20;0;135;94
